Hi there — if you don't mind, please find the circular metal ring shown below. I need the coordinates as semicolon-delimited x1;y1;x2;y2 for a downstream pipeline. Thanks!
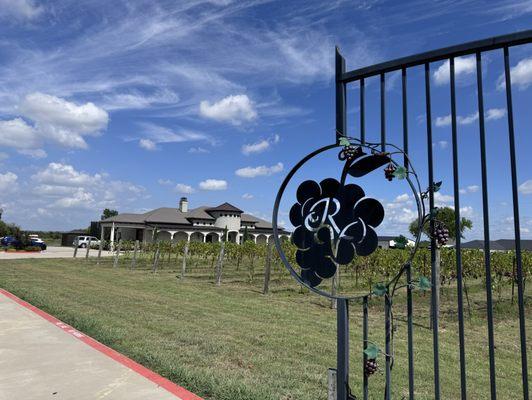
272;139;424;300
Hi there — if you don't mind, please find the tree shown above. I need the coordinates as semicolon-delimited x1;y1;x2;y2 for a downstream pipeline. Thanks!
0;220;20;237
409;207;472;240
101;209;119;220
242;226;249;243
393;235;408;249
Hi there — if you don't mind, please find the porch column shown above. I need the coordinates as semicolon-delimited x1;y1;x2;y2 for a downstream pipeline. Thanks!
202;233;206;242
186;232;192;242
110;222;115;249
266;234;272;243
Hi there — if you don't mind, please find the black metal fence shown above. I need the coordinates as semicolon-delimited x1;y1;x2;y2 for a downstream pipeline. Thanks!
335;30;531;400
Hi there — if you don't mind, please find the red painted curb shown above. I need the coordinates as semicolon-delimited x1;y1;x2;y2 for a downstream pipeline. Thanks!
0;288;203;400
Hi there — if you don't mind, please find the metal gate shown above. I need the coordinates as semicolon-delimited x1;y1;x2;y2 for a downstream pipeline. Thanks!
334;30;531;400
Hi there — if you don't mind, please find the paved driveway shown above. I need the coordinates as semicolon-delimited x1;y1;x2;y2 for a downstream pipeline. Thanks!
0;246;112;260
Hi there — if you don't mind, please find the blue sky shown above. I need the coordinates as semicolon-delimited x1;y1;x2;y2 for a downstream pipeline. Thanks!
0;0;531;240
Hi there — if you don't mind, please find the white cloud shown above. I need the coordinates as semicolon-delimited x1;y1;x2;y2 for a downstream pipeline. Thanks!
235;162;283;178
497;58;532;90
0;93;109;152
459;206;474;218
433;56;476;86
139;138;157;151
17;149;47;159
188;147;210;154
459;185;479;194
32;162;103;187
0;0;43;20
437;141;448;150
102;88;179;111
519;180;532;194
199;179;227;191
434;192;454;206
157;179;173;186
52;188;95;209
435;108;505;128
0;172;18;192
20;92;109;149
199;94;257;125
242;193;254;199
175;183;195;194
29;162;145;211
136;123;212;151
0;118;40;149
460;112;479;125
241;134;280;155
394;193;410;203
435;115;452;127
486;108;506;121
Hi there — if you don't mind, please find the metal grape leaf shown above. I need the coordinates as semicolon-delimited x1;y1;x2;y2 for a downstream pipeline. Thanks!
339;136;350;146
417;276;431;291
393;166;408;179
364;343;380;359
372;282;387;296
432;181;442;192
347;153;391;178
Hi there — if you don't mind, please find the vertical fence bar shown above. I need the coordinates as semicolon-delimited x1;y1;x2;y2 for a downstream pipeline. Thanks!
362;296;368;400
403;66;414;400
380;73;386;151
504;46;529;400
360;78;365;145
384;295;391;400
406;263;415;400
402;68;409;168
425;62;441;400
337;298;349;400
450;57;468;400
336;48;346;143
476;51;497;400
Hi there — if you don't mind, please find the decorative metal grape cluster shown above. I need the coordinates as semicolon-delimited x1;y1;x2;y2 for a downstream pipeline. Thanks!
434;223;449;246
365;359;378;376
384;163;396;181
338;144;363;161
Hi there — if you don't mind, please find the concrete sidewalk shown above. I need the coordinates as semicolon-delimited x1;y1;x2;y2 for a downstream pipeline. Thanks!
0;289;201;400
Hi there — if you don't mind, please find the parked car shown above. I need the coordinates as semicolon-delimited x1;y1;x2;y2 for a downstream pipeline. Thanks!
0;236;47;250
73;236;100;248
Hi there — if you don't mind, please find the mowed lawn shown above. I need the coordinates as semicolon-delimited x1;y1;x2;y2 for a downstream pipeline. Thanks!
0;258;529;400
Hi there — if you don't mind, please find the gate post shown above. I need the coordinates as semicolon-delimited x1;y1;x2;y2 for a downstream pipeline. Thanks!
337;298;349;400
335;47;346;144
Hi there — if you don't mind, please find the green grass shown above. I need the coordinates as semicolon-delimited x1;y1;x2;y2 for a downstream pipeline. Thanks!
0;258;530;400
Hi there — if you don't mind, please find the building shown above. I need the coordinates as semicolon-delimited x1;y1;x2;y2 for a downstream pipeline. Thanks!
100;197;289;246
462;239;532;251
377;235;416;249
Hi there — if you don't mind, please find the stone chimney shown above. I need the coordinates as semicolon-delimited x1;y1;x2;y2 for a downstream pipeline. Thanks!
179;197;188;213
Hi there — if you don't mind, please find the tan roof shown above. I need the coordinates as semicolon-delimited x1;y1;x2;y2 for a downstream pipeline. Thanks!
102;206;278;228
